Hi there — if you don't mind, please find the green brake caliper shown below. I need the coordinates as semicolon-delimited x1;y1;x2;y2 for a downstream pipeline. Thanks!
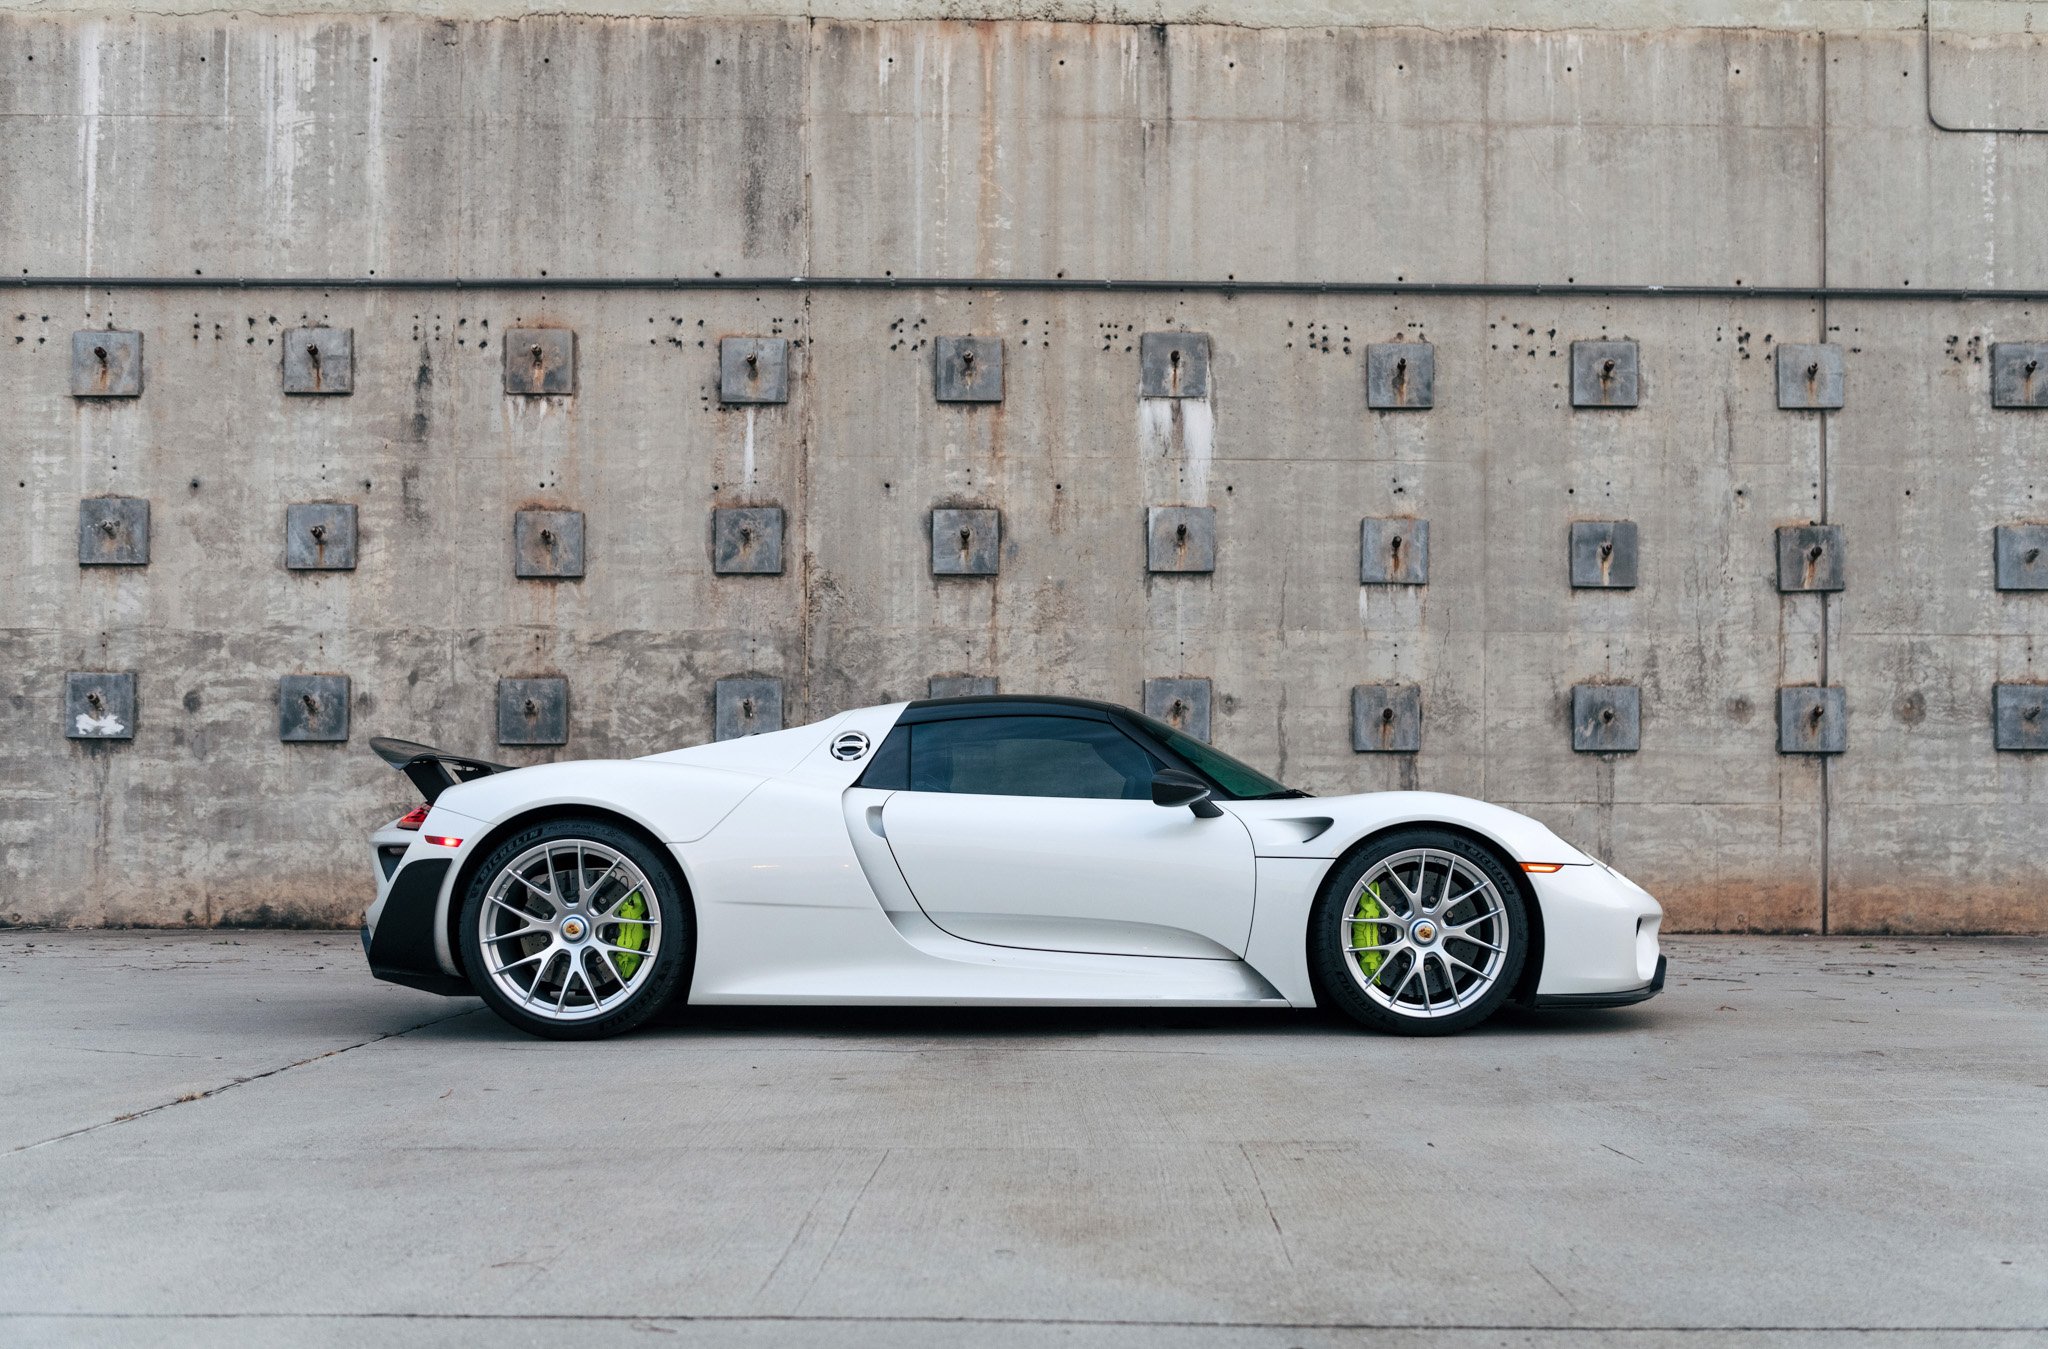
1350;881;1389;985
610;890;650;980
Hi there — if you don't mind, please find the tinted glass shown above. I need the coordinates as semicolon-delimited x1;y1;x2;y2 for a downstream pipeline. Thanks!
1130;714;1294;798
856;725;910;789
909;716;1161;800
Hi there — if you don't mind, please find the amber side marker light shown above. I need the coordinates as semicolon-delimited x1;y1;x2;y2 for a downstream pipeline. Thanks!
1521;862;1566;874
424;835;465;848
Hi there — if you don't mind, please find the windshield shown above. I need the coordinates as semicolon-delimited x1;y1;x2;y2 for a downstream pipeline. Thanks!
1128;714;1301;799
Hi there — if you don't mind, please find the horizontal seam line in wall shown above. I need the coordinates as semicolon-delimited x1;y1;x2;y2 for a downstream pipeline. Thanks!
0;1314;2040;1332
12;276;2048;300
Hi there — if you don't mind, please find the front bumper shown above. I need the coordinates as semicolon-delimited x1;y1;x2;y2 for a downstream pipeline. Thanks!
1533;954;1666;1008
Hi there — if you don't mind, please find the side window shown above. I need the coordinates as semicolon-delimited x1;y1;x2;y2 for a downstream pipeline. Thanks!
908;716;1161;800
856;725;910;790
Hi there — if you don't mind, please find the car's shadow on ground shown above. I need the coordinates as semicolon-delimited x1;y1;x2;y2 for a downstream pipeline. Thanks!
622;1000;1663;1041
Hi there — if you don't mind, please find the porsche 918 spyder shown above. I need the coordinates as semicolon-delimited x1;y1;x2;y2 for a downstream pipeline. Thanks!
363;695;1664;1038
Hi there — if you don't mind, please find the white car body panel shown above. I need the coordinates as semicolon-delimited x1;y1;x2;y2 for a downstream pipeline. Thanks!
361;699;1662;1008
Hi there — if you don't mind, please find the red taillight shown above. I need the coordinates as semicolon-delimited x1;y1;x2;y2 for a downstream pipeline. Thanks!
424;835;464;848
396;804;429;831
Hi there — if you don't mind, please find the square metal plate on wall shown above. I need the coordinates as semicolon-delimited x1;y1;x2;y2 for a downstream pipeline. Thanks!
1995;524;2048;590
931;508;1000;576
77;497;150;566
1146;506;1216;573
1994;684;2048;751
1570;520;1639;589
720;338;789;404
1139;332;1210;398
1351;684;1422;753
1143;678;1212;742
503;329;576;395
65;671;136;740
71;330;142;397
715;678;783;740
1366;343;1433;410
514;510;586;579
498;677;569;746
1572;684;1642;753
1776;343;1845;410
1777;524;1846;592
929;675;998;698
1778;686;1846;754
282;328;355;395
1360;517;1429;585
712;507;785;575
1570;340;1640;408
935;336;1004;403
1991;342;2048;408
285;503;358;570
278;674;351;742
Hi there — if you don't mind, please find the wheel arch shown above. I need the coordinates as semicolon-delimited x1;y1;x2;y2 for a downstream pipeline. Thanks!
444;803;698;988
1304;819;1547;1007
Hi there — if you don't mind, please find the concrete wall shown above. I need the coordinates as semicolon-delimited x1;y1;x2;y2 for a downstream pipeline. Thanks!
2;8;2045;932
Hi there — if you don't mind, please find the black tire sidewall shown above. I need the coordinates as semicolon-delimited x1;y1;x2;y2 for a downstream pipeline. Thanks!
1309;829;1528;1036
459;818;692;1040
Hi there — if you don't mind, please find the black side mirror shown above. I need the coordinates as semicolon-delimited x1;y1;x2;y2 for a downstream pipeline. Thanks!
1151;767;1223;818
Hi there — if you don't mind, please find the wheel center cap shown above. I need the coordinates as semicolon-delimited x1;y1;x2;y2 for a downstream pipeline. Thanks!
560;915;588;941
1410;919;1437;944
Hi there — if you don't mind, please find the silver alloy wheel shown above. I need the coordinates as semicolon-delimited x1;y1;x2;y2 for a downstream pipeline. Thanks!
1340;847;1509;1019
477;840;662;1023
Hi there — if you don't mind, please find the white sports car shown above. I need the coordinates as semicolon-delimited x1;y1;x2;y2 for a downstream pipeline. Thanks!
362;695;1665;1039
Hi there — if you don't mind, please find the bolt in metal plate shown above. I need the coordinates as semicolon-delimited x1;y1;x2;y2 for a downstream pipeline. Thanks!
1139;332;1211;399
1570;520;1639;589
720;337;789;405
1776;343;1844;410
279;673;351;742
715;677;783;740
1572;684;1642;753
1777;524;1845;593
283;327;355;395
1360;517;1429;585
935;336;1004;403
1778;685;1846;754
1991;342;2048;409
931;508;1000;576
1351;684;1422;753
1571;340;1640;408
1994;683;2048;751
498;677;569;746
71;330;142;398
1146;506;1216;574
514;510;586;579
929;675;998;698
1366;343;1434;410
65;671;136;740
1995;524;2048;590
78;497;150;566
1143;677;1212;742
712;506;785;575
504;329;575;396
285;502;358;571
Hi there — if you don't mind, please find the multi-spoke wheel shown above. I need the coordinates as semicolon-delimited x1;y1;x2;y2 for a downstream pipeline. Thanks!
459;818;692;1039
1309;829;1528;1035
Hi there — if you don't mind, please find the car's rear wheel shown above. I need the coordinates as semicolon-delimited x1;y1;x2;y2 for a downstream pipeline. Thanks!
459;818;691;1040
1309;829;1528;1036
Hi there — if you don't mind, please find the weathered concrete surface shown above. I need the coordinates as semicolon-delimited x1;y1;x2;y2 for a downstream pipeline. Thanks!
1;14;2046;932
1;932;2044;1347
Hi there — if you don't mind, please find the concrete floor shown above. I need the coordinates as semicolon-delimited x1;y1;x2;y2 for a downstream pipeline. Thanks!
0;934;2043;1349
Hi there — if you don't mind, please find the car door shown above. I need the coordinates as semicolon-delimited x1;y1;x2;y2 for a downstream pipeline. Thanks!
877;712;1257;958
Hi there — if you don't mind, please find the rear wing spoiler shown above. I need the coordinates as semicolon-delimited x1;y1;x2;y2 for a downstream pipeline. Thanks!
369;736;510;804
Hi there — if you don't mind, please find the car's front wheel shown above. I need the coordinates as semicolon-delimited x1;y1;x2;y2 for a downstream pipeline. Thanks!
1309;829;1528;1036
459;818;692;1040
